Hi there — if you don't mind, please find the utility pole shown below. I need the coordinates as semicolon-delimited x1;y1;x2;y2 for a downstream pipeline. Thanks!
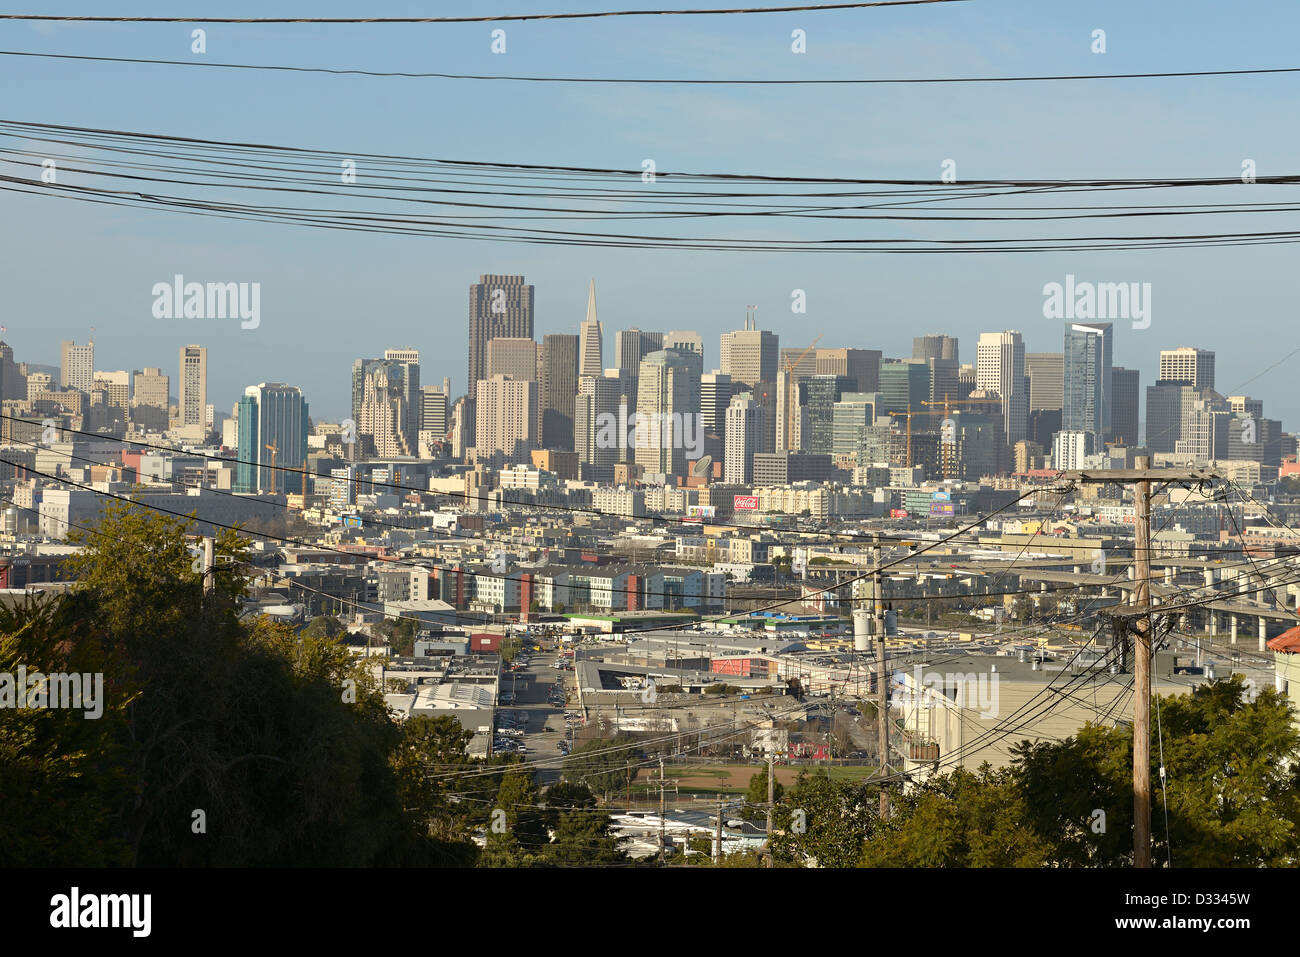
658;757;666;865
766;748;775;837
715;794;724;865
1131;457;1153;870
873;535;889;820
201;535;215;597
1061;457;1219;869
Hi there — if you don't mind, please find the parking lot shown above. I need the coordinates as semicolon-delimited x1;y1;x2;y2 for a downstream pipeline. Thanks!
493;644;585;781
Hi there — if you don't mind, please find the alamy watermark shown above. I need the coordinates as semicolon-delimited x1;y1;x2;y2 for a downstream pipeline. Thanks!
911;665;999;719
152;274;261;329
0;666;104;719
595;410;703;458
1042;274;1150;329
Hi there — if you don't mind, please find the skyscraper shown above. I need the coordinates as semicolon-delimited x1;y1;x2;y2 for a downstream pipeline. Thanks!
475;375;537;465
60;340;94;392
794;375;853;454
719;320;778;389
1062;322;1112;447
700;372;737;443
359;366;413;457
1110;366;1140;446
615;329;665;373
235;383;309;494
486;338;538;381
578;279;603;377
132;367;169;431
574;373;624;477
179;345;207;435
976;331;1027;446
420;386;449;436
1025;352;1065;411
1159;347;1215;391
540;333;579;451
724;393;765;484
912;334;959;364
468;274;535;399
815;347;881;394
663;331;703;363
383;347;421;448
635;349;702;477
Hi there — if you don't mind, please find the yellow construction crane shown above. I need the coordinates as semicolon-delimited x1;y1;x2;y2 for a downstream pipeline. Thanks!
782;334;823;450
920;394;1005;478
885;405;918;468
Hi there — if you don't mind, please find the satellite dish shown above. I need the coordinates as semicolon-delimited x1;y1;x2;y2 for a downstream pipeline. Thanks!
692;455;713;477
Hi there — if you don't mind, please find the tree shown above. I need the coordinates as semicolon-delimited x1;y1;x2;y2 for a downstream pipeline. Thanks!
860;765;1053;867
302;615;345;640
769;770;880;867
562;736;635;803
479;769;546;867
741;768;783;824
542;781;629;866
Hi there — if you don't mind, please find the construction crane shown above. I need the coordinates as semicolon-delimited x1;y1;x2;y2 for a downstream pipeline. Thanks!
885;405;918;469
781;334;823;451
265;442;278;494
920;394;1005;479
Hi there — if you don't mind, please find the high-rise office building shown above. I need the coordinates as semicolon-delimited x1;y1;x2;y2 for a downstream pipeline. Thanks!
486;337;538;382
353;357;419;455
179;345;207;434
540;333;579;451
1110;366;1140;446
578;279;604;377
634;348;702;477
816;347;881;394
1025;352;1065;411
359;366;413;457
383;347;421;447
131;367;169;431
235;383;309;494
878;360;931;424
719;321;778;389
831;393;876;458
1159;347;1215;391
1145;380;1193;453
615;329;664;373
1063;322;1112;447
663;331;703;363
468;274;535;398
795;375;853;454
976;331;1028;446
60;340;94;393
475;375;537;465
912;334;959;364
574;373;624;476
420;386;449;436
700;372;737;442
724;392;765;484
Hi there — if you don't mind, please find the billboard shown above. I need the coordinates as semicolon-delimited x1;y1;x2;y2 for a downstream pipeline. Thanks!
931;489;952;502
890;508;909;519
341;515;363;528
929;503;955;517
733;495;759;510
687;504;717;519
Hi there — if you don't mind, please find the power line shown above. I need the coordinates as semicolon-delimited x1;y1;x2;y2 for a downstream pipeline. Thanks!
6;48;1299;86
0;2;967;25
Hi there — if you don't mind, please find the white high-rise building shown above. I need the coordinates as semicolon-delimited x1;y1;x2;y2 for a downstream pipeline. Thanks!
179;344;208;435
976;331;1027;446
719;322;778;389
475;375;537;465
724;392;765;484
1159;347;1215;391
60;340;94;392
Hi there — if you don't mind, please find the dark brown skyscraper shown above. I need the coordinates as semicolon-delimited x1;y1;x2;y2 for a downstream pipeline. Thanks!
541;333;579;450
1110;366;1140;447
467;274;534;400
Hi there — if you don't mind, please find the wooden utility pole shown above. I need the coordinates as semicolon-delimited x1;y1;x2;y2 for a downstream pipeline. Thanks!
1132;458;1153;869
201;536;215;597
1061;458;1219;868
873;535;889;819
715;795;724;865
766;749;775;836
658;757;666;865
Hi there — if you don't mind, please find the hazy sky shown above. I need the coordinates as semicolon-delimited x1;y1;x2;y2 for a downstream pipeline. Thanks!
2;1;1298;424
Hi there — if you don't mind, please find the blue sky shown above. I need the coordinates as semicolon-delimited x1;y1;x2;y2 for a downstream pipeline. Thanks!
2;0;1298;424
